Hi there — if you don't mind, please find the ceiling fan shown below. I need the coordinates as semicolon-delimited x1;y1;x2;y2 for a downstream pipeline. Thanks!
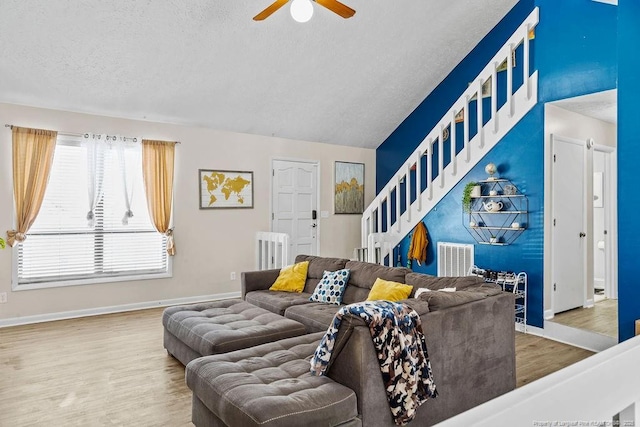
253;0;356;21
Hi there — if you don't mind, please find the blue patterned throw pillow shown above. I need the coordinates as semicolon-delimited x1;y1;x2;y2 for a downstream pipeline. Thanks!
309;269;351;305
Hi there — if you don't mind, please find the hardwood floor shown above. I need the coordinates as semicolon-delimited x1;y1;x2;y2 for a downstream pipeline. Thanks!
550;298;618;338
0;308;595;426
515;332;593;387
0;308;192;427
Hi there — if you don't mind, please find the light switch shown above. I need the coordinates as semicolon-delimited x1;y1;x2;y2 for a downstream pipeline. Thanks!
321;211;329;218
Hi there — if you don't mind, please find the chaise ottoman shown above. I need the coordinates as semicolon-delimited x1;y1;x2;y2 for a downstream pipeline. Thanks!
186;332;361;427
162;299;307;366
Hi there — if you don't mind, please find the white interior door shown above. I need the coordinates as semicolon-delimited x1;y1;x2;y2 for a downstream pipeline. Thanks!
551;135;586;314
272;159;319;264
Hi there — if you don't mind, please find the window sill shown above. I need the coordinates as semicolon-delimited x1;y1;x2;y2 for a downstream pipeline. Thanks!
12;270;172;291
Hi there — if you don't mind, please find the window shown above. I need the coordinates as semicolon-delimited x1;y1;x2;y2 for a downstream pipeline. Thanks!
14;134;170;289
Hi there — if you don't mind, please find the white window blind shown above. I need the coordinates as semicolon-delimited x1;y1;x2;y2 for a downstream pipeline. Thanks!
15;135;169;288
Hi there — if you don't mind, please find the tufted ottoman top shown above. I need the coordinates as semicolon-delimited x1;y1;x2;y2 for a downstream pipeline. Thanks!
162;299;307;357
186;332;359;427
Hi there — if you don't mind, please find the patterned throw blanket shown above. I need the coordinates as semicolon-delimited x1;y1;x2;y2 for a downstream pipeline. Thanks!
310;301;437;426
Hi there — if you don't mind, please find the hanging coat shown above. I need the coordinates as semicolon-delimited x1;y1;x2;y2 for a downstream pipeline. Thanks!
407;221;428;266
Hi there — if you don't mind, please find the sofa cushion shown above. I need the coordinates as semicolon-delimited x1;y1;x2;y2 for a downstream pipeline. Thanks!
309;269;350;305
342;260;410;304
415;285;502;311
462;283;503;296
162;299;306;356
245;290;313;315
269;261;309;293
401;299;430;316
285;303;342;333
404;273;485;292
295;254;350;294
366;277;413;302
186;332;359;427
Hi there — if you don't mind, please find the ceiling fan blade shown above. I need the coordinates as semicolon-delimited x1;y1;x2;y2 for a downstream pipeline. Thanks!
253;0;290;21
314;0;356;18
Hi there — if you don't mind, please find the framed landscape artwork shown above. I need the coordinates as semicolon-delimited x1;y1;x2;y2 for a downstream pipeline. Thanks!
199;169;254;209
334;161;364;214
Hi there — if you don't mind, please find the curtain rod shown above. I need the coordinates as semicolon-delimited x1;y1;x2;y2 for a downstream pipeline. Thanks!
4;124;181;144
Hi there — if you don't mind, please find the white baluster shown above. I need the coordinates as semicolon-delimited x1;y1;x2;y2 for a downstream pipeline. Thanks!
405;164;411;223
386;188;392;233
450;113;457;176
507;43;514;118
464;96;470;162
524;24;531;100
415;150;422;212
255;235;261;269
492;63;498;134
477;78;484;148
396;176;401;232
426;143;433;200
376;202;382;233
438;128;444;188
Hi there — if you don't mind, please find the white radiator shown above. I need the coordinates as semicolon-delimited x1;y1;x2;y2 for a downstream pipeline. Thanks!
437;242;474;277
255;232;290;270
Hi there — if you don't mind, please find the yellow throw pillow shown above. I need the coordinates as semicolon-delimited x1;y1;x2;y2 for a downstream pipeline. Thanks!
366;277;413;302
269;261;309;293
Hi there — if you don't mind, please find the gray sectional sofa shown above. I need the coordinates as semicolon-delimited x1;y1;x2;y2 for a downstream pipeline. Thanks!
179;255;516;426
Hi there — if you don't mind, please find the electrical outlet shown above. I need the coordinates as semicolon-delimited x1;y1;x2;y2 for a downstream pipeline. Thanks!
0;292;7;303
230;272;236;281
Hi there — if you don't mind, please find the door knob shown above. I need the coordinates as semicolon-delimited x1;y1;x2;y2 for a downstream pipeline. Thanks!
311;223;317;228
579;232;586;238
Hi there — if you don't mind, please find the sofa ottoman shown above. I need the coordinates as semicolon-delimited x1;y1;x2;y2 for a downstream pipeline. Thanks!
186;332;361;427
163;299;307;366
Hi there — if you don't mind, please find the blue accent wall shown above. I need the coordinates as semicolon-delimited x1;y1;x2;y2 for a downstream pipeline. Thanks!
376;0;618;330
400;105;545;327
617;0;640;342
535;0;617;102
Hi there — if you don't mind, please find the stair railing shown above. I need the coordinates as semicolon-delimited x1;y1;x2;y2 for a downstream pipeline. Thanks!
362;7;540;265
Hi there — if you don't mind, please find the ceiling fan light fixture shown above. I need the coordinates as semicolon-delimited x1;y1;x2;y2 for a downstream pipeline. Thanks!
290;0;314;23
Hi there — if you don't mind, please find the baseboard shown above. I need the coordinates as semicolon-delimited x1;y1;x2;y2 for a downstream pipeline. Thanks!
518;324;545;336
0;292;241;328
542;320;617;352
515;321;616;353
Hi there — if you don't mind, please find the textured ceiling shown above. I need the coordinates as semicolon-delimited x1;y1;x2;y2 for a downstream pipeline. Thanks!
0;0;518;148
551;90;617;124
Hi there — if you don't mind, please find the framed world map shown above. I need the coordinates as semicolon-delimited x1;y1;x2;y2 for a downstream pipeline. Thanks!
199;169;254;209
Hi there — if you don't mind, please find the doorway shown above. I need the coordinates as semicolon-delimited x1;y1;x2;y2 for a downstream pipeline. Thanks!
543;90;619;349
592;145;616;301
549;136;617;313
271;159;319;264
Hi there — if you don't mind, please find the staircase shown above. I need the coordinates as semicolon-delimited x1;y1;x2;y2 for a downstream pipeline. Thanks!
362;8;540;265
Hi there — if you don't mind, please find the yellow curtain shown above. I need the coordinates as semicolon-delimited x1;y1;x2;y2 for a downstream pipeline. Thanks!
7;126;57;247
142;139;176;256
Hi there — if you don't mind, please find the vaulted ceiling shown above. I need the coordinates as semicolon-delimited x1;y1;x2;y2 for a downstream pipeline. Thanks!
0;0;518;148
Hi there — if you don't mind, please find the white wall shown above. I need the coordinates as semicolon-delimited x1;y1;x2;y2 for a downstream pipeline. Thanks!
0;103;376;321
543;103;617;312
